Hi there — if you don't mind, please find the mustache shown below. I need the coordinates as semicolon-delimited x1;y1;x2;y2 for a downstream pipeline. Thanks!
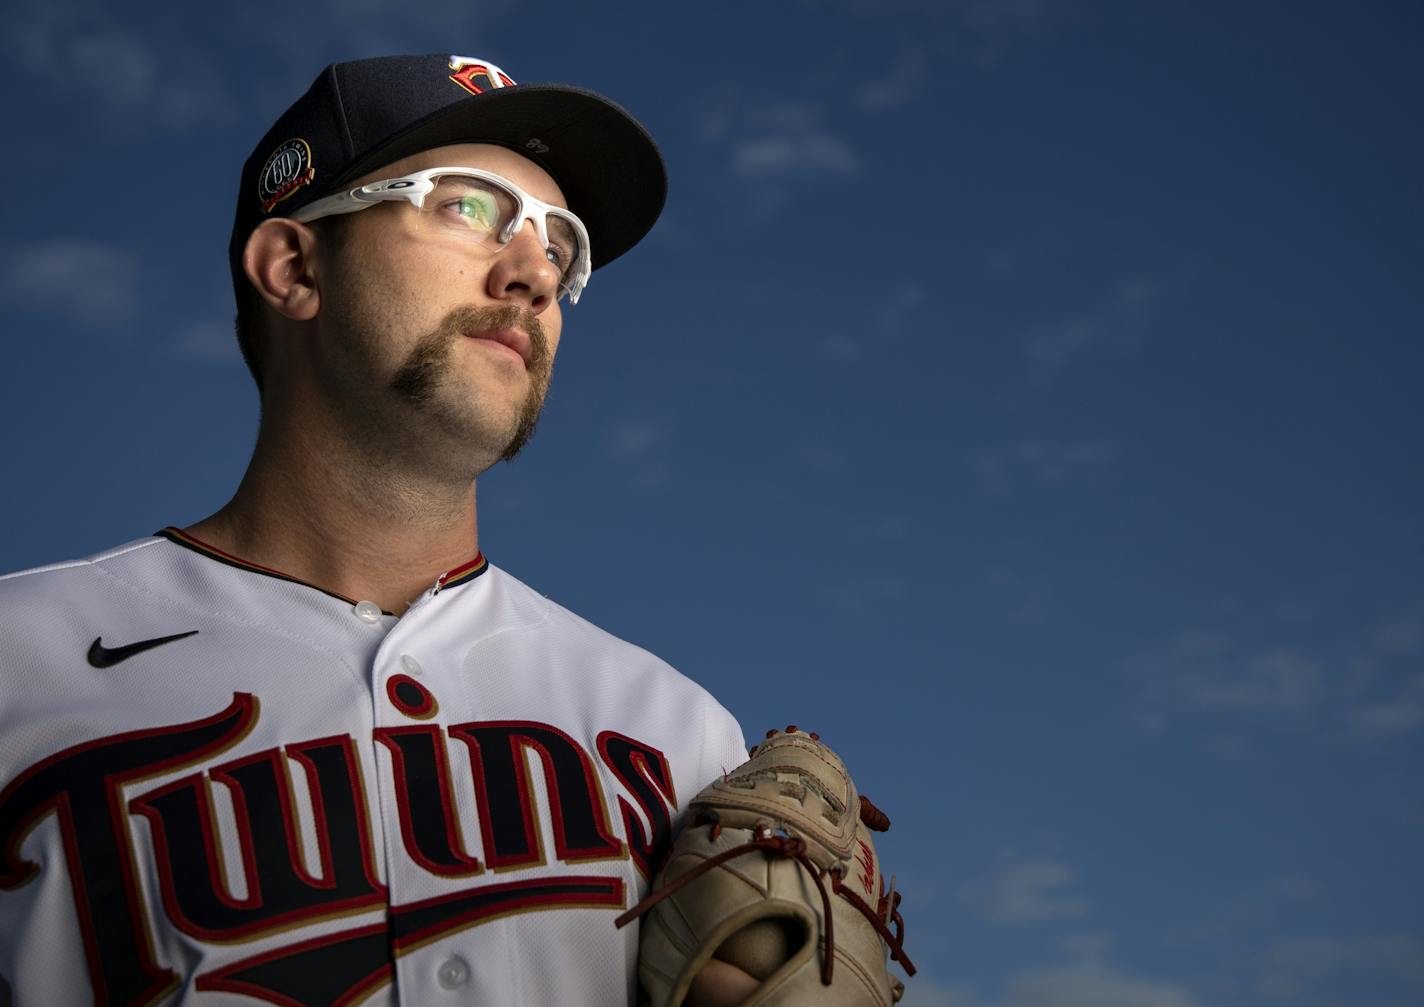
443;304;549;367
391;305;550;402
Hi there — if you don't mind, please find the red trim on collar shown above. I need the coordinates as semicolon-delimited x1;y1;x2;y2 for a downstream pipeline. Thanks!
435;554;488;592
158;526;366;606
162;527;308;581
157;527;487;605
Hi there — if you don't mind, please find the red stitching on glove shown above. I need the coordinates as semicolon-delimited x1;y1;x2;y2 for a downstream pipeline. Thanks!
833;874;917;976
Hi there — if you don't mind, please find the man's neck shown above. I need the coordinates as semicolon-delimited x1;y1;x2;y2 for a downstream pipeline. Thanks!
186;411;482;616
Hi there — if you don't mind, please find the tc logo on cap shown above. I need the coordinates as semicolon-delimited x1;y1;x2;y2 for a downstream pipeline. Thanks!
258;138;315;213
448;55;516;96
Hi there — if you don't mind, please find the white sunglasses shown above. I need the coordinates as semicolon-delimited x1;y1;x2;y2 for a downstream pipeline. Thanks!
293;166;592;303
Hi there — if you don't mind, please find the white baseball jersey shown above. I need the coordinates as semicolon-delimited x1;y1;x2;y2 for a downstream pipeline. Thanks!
0;529;747;1005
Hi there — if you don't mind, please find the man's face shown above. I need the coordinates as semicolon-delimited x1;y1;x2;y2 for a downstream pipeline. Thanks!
311;143;569;472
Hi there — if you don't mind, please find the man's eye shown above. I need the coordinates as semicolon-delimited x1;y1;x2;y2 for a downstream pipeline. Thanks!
545;240;575;270
449;194;497;229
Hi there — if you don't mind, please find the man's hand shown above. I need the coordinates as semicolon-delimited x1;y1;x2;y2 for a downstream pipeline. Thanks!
617;727;915;1005
684;959;760;1007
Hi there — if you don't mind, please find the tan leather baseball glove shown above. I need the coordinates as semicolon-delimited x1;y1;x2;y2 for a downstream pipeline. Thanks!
615;726;915;1005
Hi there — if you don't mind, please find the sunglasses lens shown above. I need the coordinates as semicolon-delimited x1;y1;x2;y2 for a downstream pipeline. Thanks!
418;174;516;239
416;173;587;299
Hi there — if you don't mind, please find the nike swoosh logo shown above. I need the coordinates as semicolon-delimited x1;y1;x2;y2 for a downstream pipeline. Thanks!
87;630;199;668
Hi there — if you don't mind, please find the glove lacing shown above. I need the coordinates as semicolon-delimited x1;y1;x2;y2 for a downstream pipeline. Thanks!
613;803;916;985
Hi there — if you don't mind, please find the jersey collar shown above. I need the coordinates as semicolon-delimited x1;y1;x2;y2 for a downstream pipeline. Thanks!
156;527;488;607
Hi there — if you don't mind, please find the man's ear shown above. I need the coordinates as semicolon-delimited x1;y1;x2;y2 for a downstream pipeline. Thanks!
242;218;323;322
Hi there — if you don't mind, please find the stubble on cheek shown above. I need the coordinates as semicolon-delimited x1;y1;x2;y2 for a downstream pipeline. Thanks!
390;328;452;404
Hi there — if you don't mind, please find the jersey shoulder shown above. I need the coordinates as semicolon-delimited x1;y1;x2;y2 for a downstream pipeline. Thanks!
0;536;165;609
484;563;737;711
0;536;161;583
485;562;673;662
484;565;748;763
0;532;169;640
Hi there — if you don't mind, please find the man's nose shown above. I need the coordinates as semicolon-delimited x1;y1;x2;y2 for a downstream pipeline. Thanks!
485;220;561;313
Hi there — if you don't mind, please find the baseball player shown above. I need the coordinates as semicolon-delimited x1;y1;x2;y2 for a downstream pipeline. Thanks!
0;54;756;1005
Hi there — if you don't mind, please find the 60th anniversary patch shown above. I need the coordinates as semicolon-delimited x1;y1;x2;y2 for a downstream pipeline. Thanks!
258;137;315;213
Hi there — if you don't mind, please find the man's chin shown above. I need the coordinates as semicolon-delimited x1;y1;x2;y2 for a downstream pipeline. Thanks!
499;417;541;463
427;399;545;470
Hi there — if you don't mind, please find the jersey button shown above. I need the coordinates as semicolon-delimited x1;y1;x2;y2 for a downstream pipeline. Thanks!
436;954;470;989
400;654;423;676
353;600;382;623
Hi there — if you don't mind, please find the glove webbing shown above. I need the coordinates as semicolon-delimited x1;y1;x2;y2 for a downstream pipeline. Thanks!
614;817;916;984
614;829;837;983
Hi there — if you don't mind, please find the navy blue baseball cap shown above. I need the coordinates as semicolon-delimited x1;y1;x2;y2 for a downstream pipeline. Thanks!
230;54;667;289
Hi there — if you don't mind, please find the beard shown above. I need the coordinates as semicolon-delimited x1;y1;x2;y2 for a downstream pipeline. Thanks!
389;303;554;463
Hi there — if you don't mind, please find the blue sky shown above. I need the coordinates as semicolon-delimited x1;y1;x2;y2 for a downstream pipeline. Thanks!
2;1;1422;1004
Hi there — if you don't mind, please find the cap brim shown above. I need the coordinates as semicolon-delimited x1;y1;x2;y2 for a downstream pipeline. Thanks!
320;85;665;271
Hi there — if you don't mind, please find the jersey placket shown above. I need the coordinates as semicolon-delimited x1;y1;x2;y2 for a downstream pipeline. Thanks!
367;584;494;1002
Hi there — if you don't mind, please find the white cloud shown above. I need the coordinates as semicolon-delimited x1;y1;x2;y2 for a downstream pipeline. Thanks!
874;282;929;339
1257;934;1424;1001
1000;963;1198;1007
0;239;139;324
1190;649;1327;714
975;439;1116;494
1128;633;1331;734
963;859;1088;924
1024;276;1166;373
729;103;859;178
1024;317;1104;370
9;0;512;133
820;279;928;361
1129;601;1424;743
822;333;862;360
1056;931;1113;963
820;282;929;360
1200;733;1260;764
607;422;664;461
703;100;859;181
1342;602;1424;738
1346;672;1424;739
8;4;233;128
602;420;673;491
858;48;929;111
1373;601;1424;656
